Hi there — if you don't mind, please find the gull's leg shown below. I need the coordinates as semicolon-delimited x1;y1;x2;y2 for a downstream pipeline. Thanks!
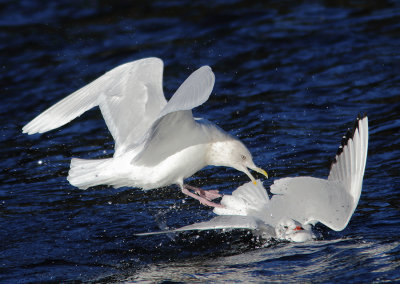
183;184;222;200
181;186;224;208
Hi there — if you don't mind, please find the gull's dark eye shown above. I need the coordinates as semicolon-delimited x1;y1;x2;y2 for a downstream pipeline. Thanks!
241;154;246;161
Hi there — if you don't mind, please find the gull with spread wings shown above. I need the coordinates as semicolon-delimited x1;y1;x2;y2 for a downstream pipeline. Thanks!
137;115;368;241
23;58;268;207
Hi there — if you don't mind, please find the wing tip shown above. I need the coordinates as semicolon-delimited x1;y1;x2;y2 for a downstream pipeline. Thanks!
200;65;213;73
22;117;55;135
22;122;38;135
134;231;169;236
330;113;368;168
142;57;163;67
21;126;29;134
204;65;215;82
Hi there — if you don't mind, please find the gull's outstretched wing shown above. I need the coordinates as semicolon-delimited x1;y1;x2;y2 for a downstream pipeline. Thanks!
328;114;369;216
214;177;351;231
214;115;368;231
265;115;369;231
22;57;166;154
266;177;352;230
135;215;262;236
157;66;215;118
131;66;219;166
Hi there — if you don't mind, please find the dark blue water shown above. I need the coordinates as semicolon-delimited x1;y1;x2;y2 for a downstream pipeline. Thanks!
1;0;400;282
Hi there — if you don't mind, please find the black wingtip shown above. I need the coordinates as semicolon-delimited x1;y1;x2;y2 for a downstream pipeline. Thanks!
330;113;367;169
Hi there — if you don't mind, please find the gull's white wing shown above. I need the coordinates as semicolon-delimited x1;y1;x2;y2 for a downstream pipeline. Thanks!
136;182;273;236
267;115;369;231
131;66;219;166
328;115;369;215
213;180;269;219
214;115;368;232
135;215;262;236
266;177;352;230
22;57;166;154
157;66;215;118
215;177;352;231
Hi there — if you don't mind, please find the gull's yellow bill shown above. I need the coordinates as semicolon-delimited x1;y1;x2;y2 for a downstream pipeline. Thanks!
244;166;268;185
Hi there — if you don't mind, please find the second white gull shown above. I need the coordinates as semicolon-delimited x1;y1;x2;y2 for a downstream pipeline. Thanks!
137;115;368;241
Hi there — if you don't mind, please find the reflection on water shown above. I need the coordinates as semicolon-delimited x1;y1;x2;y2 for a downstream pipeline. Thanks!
1;0;400;282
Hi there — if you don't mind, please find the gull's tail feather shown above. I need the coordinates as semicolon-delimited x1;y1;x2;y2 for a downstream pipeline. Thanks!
68;158;115;189
328;114;368;208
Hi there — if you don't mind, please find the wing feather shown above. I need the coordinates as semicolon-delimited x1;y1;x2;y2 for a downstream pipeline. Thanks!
23;57;166;154
157;66;215;118
328;115;368;208
265;115;369;231
135;216;262;236
131;65;219;166
268;177;352;231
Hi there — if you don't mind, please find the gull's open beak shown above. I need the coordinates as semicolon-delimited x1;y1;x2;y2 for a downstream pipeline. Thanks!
243;166;268;185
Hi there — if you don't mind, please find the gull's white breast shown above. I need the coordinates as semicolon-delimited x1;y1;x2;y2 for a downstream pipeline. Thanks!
125;143;209;190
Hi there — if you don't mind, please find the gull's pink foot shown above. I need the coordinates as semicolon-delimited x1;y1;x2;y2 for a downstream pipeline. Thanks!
183;184;222;201
181;185;224;208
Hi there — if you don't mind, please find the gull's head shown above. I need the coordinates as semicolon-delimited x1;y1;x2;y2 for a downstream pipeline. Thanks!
207;140;268;184
275;218;315;242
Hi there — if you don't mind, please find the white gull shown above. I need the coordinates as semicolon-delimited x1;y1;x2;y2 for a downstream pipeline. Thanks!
137;115;368;241
22;57;268;207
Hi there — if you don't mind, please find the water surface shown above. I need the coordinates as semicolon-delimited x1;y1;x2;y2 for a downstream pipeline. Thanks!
1;0;400;282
